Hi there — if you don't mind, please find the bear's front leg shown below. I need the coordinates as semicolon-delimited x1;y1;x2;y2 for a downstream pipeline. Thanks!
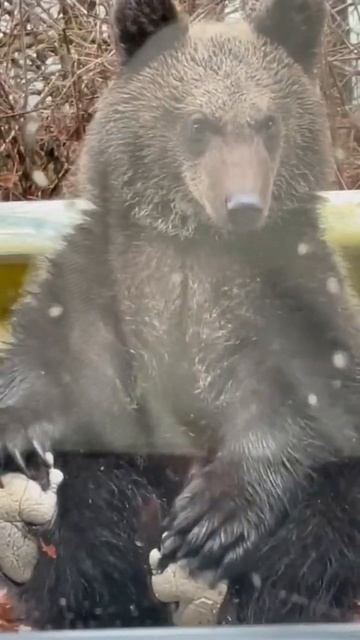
159;448;301;581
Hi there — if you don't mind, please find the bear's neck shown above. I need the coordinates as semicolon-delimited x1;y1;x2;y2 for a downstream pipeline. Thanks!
121;200;323;276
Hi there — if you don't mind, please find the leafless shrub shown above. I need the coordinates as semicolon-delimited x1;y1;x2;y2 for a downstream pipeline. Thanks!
0;0;359;200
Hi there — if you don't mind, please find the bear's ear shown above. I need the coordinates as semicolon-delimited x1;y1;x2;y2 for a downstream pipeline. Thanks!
254;0;327;74
111;0;188;69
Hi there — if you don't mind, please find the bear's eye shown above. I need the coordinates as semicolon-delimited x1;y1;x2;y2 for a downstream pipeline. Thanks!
264;116;276;131
185;115;216;157
264;116;275;130
259;114;278;134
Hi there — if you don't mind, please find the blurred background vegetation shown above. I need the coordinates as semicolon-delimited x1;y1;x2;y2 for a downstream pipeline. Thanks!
0;0;360;201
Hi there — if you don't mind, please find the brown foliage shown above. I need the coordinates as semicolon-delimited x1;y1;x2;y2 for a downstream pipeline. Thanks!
0;0;359;201
0;588;30;631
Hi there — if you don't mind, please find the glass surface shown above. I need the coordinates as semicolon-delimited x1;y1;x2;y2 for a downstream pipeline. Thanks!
1;0;360;634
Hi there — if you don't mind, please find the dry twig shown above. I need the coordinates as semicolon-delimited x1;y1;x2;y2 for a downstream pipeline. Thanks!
0;0;359;200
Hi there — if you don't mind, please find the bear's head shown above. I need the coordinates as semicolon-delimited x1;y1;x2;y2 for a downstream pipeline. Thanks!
81;0;333;238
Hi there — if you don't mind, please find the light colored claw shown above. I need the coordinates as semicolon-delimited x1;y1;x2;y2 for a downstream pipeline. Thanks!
8;448;28;475
32;439;47;462
44;451;54;468
48;466;64;491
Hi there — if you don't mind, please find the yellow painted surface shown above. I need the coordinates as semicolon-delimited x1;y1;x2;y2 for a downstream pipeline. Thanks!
0;263;29;344
320;201;360;297
0;263;29;320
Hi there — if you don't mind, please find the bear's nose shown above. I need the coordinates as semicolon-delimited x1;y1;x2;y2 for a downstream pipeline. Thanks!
225;193;263;215
225;193;264;232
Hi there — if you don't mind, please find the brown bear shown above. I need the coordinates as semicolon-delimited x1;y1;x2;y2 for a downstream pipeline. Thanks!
1;0;360;629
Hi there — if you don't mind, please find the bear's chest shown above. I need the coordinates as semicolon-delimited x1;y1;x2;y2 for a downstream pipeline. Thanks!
118;239;262;450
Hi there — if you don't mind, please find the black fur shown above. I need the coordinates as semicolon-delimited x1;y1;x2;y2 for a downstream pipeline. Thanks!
232;459;360;624
1;0;360;629
20;454;169;629
111;0;188;69
255;0;327;73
